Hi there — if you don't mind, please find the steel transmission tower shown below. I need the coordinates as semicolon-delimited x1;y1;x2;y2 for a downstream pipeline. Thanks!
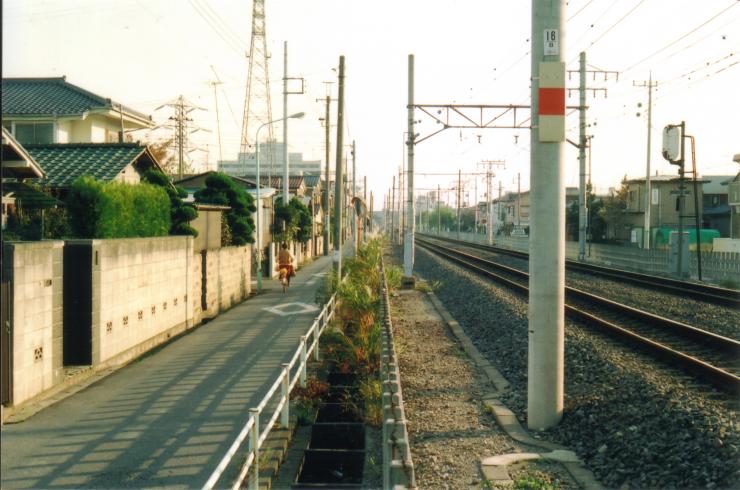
239;0;275;176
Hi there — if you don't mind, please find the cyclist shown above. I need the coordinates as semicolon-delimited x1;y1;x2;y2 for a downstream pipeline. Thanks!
277;243;295;287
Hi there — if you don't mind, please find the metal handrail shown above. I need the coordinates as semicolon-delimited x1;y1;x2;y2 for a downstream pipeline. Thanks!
203;292;337;490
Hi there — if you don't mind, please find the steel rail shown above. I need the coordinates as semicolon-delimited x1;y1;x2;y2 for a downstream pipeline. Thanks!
417;238;740;394
418;233;740;307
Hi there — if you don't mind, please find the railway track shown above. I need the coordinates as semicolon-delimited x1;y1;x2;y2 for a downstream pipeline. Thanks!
417;233;740;308
416;236;740;394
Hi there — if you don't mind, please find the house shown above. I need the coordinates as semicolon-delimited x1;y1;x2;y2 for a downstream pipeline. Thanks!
701;175;734;236
2;77;154;144
728;155;740;239
1;127;58;229
493;187;578;234
244;175;307;198
25;143;164;192
623;175;706;246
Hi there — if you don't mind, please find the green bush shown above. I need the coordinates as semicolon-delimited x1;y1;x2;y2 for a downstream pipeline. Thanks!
66;176;170;238
194;172;256;245
142;169;198;237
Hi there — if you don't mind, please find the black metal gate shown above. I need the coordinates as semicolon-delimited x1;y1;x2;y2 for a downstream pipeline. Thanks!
1;281;11;405
63;243;92;365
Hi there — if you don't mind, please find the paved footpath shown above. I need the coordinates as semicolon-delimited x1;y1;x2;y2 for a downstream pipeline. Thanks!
1;255;335;489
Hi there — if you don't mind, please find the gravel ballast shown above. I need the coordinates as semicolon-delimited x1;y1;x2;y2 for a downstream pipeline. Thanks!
415;247;739;489
441;240;740;340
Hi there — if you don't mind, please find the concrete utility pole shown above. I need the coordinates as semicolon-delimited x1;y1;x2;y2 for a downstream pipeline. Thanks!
517;172;521;228
334;55;345;278
404;54;416;278
634;74;658;249
569;52;617;260
480;160;505;244
391;178;396;240
352;140;357;250
457;169;462;239
529;0;566;430
322;95;331;255
578;52;587;260
282;41;305;204
283;42;289;203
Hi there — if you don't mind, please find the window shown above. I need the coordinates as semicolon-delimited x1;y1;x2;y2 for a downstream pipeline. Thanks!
14;122;54;144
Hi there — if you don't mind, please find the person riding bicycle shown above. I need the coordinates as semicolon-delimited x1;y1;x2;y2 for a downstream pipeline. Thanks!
277;243;296;286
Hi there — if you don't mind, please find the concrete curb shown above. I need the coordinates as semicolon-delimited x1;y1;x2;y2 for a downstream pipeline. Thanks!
423;288;604;490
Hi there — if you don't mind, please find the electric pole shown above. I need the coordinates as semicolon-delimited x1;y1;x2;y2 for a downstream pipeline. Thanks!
479;160;505;244
529;0;566;430
634;74;658;250
404;54;416;279
334;55;345;278
156;96;207;179
209;68;224;166
568;52;617;260
318;95;333;255
282;41;305;204
457;169;462;239
391;176;396;242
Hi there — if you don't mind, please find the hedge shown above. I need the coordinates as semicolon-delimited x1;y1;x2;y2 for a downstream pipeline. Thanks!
66;176;170;238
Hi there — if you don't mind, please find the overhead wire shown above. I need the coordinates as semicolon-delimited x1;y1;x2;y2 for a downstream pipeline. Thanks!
620;0;739;74
187;0;246;58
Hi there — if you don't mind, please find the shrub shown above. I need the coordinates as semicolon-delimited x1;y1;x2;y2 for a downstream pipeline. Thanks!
194;172;256;245
66;176;170;238
142;169;198;237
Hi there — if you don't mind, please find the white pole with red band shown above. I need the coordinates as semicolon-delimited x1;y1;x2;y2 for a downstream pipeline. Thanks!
528;0;566;430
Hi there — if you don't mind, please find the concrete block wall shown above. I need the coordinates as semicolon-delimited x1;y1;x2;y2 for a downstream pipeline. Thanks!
2;241;63;405
93;237;194;368
215;245;251;311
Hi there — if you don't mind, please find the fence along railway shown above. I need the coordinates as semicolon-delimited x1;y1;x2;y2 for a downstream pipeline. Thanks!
416;236;740;394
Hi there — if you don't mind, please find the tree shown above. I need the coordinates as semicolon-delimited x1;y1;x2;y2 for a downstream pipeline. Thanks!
194;172;256;245
142;169;198;236
272;197;313;244
601;176;629;241
145;138;194;176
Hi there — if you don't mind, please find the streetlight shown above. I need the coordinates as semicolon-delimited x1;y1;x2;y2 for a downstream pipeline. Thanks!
255;111;305;292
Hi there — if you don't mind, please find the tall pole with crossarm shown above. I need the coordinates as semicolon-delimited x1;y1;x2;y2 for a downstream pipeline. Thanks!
404;54;415;278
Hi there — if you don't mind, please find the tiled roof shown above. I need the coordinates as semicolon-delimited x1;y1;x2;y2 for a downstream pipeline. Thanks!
1;127;45;179
25;143;154;187
303;174;321;188
1;77;151;123
244;175;305;189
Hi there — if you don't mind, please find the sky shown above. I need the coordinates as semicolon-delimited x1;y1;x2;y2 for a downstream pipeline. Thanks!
3;0;740;209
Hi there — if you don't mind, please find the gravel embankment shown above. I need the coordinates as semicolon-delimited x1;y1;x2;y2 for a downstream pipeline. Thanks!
391;288;518;488
415;247;739;489
448;241;740;340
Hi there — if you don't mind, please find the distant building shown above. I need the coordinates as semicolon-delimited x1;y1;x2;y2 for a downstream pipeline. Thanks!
218;141;321;177
623;175;708;245
1;77;153;144
701;175;734;236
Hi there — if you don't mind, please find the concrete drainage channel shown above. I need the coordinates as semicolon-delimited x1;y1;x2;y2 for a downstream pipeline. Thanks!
293;372;366;488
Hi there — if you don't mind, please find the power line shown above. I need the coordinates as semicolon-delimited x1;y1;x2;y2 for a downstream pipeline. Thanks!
187;0;246;58
578;0;647;57
621;0;739;74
